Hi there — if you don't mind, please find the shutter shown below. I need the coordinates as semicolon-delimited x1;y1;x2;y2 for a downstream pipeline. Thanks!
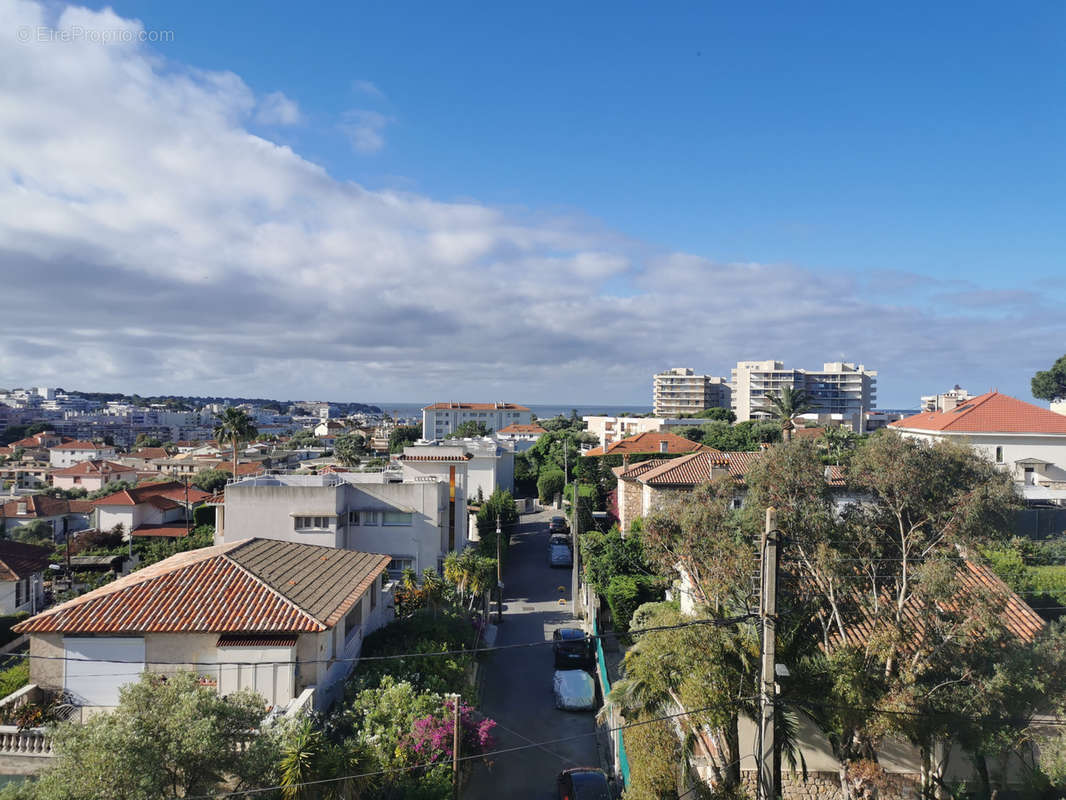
63;637;145;707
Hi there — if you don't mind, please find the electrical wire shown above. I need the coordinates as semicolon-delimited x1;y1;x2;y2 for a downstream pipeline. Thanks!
185;699;757;799
0;614;756;674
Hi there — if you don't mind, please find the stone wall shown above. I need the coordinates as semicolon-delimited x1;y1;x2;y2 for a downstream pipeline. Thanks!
618;479;642;533
740;770;922;800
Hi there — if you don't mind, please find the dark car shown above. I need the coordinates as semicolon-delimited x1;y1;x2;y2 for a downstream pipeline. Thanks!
557;767;610;800
553;628;594;670
549;516;569;534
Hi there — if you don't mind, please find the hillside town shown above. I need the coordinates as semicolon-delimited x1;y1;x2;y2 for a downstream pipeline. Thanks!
0;355;1063;799
5;2;1063;798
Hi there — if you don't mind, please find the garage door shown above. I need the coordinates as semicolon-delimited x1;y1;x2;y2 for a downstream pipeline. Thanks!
64;637;145;707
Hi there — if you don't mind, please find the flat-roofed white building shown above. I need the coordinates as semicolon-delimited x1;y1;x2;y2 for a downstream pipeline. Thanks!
652;368;731;417
396;438;514;502
219;471;468;578
731;360;877;431
422;402;531;439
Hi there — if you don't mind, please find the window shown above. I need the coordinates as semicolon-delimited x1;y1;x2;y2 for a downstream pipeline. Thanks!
344;599;364;641
370;583;377;610
362;511;378;526
348;510;359;526
382;511;413;526
294;516;332;530
995;446;1004;463
15;579;25;607
387;557;414;579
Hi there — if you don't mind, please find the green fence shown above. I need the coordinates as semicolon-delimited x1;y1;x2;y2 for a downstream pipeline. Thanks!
593;618;630;787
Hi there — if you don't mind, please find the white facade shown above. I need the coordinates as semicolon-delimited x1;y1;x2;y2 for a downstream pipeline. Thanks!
652;368;731;417
731;360;877;431
399;439;515;503
49;444;117;468
221;473;468;576
422;403;531;439
894;428;1066;493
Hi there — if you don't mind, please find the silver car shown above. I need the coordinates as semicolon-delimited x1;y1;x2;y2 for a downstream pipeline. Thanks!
549;540;573;567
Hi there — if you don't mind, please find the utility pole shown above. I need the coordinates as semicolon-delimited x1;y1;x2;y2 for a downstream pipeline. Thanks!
495;516;503;623
757;507;779;800
184;475;191;539
447;693;461;800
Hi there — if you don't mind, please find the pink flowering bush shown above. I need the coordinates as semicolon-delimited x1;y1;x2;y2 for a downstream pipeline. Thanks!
405;700;496;764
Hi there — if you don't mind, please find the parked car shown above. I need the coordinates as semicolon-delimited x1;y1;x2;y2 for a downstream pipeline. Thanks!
549;516;569;534
549;539;573;567
553;628;594;670
549;532;571;550
552;669;596;710
557;768;610;800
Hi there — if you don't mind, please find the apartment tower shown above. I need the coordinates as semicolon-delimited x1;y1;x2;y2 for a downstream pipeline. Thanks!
652;368;732;417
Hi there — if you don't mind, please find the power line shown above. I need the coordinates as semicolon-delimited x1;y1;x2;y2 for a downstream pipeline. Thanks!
186;699;757;799
2;614;756;670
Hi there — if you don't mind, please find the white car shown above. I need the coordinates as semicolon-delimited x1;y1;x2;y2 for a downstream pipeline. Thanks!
553;669;596;711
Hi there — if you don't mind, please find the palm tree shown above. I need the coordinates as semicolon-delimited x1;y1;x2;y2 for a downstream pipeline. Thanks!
212;407;258;477
279;718;377;800
766;387;814;443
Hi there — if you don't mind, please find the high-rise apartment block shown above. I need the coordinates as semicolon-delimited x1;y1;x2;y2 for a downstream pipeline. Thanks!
731;361;877;429
652;368;731;417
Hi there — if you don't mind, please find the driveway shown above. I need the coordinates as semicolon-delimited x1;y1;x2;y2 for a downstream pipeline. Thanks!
465;508;600;800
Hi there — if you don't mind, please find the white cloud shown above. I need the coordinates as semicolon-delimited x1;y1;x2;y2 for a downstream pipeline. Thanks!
352;79;384;99
256;91;303;125
0;0;1062;405
340;109;390;153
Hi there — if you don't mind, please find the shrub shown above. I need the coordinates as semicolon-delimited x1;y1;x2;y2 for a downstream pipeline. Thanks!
605;575;663;633
537;469;564;504
0;662;28;699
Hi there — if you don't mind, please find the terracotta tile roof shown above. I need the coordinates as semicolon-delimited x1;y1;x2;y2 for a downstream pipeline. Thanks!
396;453;474;462
51;460;134;477
127;447;170;460
423;402;530;411
14;538;390;635
50;440;111;451
91;481;210;508
616;459;672;480
217;634;297;647
497;424;547;434
2;495;75;518
67;500;94;514
890;391;1066;435
585;431;717;458
203;492;225;505
0;541;53;582
131;523;191;538
830;561;1044;650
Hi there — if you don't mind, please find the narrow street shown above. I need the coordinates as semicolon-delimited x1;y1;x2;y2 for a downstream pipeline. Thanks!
465;508;601;800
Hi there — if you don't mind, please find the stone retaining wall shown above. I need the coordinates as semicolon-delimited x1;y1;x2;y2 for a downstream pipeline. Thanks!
740;770;922;800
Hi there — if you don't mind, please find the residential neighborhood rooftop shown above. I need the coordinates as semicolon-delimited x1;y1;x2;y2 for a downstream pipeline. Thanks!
14;538;390;635
890;391;1066;435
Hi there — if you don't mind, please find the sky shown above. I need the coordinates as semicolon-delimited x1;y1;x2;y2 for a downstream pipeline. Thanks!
1;0;1063;407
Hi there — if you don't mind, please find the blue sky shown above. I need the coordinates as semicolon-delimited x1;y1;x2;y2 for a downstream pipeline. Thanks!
1;0;1063;406
97;0;1065;281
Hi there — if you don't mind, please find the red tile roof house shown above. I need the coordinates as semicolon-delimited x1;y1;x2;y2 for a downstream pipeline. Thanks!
50;460;137;492
0;496;93;541
91;481;211;540
889;391;1066;504
47;441;116;469
13;538;392;716
0;540;52;615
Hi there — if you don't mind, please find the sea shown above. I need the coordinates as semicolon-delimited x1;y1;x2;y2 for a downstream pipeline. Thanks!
369;403;651;424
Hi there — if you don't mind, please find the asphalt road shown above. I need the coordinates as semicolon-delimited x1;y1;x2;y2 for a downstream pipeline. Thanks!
464;508;600;800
